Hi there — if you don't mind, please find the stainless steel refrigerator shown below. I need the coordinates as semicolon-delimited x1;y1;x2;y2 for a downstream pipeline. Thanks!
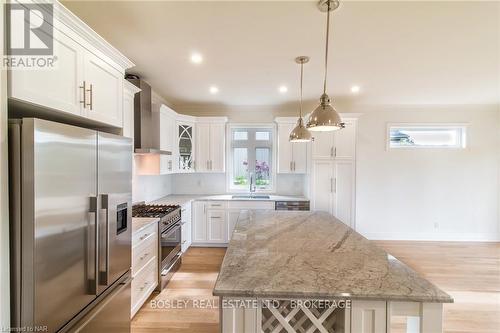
9;118;133;333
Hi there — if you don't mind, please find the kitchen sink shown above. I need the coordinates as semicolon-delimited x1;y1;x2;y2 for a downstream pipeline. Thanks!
232;195;271;200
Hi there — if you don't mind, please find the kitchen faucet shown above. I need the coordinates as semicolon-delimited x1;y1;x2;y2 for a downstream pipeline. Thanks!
249;172;256;194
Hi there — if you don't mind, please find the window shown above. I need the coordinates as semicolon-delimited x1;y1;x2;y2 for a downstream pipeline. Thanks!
388;124;467;149
228;125;275;192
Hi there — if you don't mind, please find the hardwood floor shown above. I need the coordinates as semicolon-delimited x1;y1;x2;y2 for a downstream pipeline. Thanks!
375;241;500;333
132;242;500;333
131;247;225;333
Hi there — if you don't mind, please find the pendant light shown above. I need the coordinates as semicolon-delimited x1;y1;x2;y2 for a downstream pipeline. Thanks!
289;56;312;142
306;0;344;132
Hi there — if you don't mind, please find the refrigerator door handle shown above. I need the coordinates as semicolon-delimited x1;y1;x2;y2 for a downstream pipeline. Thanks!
88;196;98;295
99;194;110;286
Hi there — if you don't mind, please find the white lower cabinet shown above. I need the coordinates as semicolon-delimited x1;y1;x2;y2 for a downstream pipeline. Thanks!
181;202;192;252
131;222;158;318
192;200;274;245
207;209;226;242
351;301;387;333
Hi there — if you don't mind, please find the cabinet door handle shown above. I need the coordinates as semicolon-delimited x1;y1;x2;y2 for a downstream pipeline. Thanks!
79;81;87;108
334;147;337;157
330;147;334;157
330;178;333;193
168;160;172;171
86;83;93;110
290;161;293;172
210;216;222;219
334;178;337;193
293;161;296;171
206;160;209;170
210;160;212;170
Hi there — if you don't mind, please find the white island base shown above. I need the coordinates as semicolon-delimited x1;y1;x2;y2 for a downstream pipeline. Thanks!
221;297;444;333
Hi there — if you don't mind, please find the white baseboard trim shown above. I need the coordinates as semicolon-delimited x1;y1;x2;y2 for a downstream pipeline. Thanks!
361;232;500;242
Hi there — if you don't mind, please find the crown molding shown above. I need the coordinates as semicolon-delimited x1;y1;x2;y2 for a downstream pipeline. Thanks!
23;0;135;70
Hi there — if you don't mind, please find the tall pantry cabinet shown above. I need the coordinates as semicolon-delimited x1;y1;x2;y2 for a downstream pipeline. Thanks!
310;118;357;228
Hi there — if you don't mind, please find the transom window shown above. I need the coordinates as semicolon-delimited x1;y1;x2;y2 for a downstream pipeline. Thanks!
228;126;275;192
388;124;467;149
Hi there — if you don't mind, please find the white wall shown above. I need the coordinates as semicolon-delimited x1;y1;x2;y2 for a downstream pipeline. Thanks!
355;105;500;241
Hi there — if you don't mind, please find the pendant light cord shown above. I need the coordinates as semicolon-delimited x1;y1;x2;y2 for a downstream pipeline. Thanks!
323;1;331;94
299;62;304;118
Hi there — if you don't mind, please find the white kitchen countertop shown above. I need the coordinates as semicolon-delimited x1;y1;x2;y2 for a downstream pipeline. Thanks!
132;217;159;233
151;194;309;206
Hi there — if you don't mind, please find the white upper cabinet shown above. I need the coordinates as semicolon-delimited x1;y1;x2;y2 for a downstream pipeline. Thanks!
177;121;196;172
7;1;134;128
276;120;309;174
196;123;211;172
9;27;84;117
209;122;226;172
82;52;124;127
195;119;227;173
334;120;356;159
312;131;335;160
278;123;294;173
312;118;357;160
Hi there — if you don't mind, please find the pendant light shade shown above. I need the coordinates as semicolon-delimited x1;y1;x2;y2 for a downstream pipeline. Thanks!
290;117;312;142
306;0;343;132
306;93;343;131
289;56;312;142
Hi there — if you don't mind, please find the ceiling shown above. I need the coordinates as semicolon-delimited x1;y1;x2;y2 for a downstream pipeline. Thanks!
63;0;500;108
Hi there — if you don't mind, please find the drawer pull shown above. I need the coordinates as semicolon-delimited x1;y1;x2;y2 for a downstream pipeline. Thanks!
139;233;149;240
139;252;149;261
211;204;222;207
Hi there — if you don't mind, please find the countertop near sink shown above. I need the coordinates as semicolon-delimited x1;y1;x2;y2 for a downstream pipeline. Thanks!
151;194;309;206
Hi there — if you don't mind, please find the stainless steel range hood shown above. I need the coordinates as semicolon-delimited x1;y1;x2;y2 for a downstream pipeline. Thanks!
127;78;172;155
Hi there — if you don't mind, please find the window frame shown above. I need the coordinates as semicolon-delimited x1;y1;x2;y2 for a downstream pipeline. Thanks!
226;123;277;193
386;123;468;150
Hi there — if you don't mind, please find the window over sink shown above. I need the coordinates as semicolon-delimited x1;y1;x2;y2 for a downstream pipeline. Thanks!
228;125;275;192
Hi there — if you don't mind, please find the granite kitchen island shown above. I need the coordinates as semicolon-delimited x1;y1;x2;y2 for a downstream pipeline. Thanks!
213;211;453;333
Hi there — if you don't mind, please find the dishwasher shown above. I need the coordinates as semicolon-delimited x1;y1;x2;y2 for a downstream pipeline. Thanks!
275;201;310;211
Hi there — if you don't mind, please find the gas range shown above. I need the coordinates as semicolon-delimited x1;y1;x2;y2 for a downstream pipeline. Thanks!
132;204;181;232
132;203;182;290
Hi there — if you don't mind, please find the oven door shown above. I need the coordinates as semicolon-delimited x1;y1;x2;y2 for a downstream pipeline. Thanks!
160;222;181;270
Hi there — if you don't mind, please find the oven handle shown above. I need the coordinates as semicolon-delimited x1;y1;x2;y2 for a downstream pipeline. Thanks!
162;222;181;237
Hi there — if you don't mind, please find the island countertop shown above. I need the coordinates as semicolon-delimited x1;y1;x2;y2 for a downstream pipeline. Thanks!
213;211;453;303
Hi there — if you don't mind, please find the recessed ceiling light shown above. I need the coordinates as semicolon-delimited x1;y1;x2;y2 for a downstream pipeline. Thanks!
190;53;203;64
351;85;360;93
279;86;288;93
209;86;219;94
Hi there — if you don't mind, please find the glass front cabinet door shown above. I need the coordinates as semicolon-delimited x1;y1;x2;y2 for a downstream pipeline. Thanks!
178;123;194;171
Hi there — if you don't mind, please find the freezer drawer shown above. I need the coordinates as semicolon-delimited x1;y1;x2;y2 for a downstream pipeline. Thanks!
72;273;132;333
